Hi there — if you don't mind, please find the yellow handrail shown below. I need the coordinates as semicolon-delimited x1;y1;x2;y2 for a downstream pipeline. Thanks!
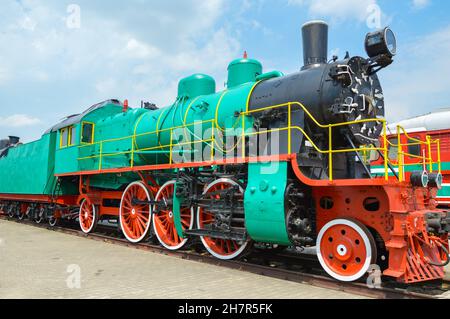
241;101;389;181
75;99;441;184
392;125;441;181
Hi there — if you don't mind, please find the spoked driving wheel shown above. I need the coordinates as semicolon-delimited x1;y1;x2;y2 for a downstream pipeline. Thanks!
79;199;98;234
18;204;28;221
317;218;377;282
153;181;194;251
119;181;152;243
197;178;250;260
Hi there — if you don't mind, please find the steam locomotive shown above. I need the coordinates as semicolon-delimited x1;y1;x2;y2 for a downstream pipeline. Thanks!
1;21;449;284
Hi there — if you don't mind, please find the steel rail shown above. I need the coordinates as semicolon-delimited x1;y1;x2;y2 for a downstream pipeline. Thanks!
0;216;447;300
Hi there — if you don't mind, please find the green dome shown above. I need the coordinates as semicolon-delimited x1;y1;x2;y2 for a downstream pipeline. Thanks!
177;74;216;99
227;58;263;88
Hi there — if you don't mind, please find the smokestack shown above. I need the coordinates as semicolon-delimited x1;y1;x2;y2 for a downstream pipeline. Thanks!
8;136;20;144
302;20;328;70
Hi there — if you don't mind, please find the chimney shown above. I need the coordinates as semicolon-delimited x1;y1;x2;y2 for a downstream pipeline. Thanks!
302;20;329;70
8;136;20;145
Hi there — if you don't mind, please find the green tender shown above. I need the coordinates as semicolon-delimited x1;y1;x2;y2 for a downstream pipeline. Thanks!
0;133;57;195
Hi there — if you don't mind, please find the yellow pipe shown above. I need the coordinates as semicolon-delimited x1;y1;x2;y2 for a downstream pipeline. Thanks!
246;81;261;112
383;122;389;181
131;138;135;168
397;125;403;182
427;135;433;172
241;115;246;159
329;126;333;181
288;103;292;154
99;142;103;170
213;91;229;132
77;100;399;182
438;139;442;173
210;121;215;161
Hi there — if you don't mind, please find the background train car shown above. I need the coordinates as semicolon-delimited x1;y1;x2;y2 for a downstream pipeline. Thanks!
371;109;448;206
0;133;78;222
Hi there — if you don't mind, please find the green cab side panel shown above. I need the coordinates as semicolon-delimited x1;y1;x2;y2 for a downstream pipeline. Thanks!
0;133;57;195
244;162;291;245
55;124;80;175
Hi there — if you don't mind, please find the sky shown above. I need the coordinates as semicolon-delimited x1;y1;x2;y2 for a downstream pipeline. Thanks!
0;0;449;142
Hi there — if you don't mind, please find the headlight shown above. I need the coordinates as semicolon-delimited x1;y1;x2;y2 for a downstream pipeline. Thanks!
365;27;397;58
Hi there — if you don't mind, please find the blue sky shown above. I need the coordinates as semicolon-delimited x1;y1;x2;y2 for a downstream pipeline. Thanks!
1;0;449;142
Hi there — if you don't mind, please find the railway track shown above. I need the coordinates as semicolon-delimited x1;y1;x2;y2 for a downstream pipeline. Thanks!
1;215;448;299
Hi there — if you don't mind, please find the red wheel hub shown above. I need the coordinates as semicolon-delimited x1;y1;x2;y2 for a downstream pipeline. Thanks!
120;182;152;243
197;179;249;260
153;181;193;250
317;219;375;282
79;200;96;234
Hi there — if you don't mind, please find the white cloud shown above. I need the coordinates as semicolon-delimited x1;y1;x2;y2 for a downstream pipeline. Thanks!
95;79;117;95
412;0;430;9
124;39;161;59
0;114;41;128
0;65;9;84
383;25;450;122
288;0;378;22
0;0;240;114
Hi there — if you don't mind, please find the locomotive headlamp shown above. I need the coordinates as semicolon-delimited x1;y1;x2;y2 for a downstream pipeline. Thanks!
365;27;397;58
429;173;443;190
410;171;429;188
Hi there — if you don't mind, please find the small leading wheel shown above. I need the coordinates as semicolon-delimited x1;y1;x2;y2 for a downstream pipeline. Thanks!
79;199;98;234
316;218;377;282
18;204;28;221
35;206;45;224
119;181;152;243
197;178;250;260
7;205;16;218
18;211;26;221
153;180;194;251
49;217;59;227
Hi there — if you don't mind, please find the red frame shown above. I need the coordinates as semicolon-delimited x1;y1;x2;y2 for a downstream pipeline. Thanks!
1;153;448;283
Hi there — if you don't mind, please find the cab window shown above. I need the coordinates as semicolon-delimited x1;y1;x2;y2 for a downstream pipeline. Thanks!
388;138;398;161
60;126;75;148
81;123;94;144
60;128;68;148
370;149;380;162
408;138;421;157
69;126;76;146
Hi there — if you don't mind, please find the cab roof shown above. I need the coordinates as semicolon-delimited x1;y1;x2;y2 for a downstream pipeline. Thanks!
45;99;122;134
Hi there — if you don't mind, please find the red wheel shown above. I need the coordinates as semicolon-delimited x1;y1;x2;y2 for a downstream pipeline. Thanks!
35;206;45;224
197;178;250;260
18;204;28;221
79;199;98;234
153;181;194;250
7;204;16;218
120;181;152;243
317;218;377;282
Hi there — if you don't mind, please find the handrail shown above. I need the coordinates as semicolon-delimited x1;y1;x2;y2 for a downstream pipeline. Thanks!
241;101;390;181
393;125;441;181
74;99;441;184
